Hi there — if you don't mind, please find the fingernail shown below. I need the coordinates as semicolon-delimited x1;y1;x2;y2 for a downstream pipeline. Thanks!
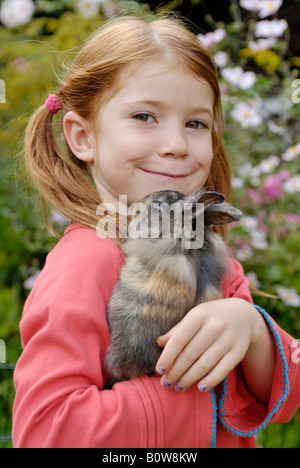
199;384;207;392
162;380;171;388
157;366;166;375
174;383;184;392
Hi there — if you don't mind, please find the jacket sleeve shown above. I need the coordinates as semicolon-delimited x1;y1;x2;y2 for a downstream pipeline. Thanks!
12;227;213;448
220;259;300;436
221;257;254;303
12;229;151;448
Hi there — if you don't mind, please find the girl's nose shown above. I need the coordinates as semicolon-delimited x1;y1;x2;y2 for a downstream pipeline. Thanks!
157;125;188;158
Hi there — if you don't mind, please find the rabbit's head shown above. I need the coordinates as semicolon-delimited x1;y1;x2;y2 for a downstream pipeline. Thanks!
127;189;242;251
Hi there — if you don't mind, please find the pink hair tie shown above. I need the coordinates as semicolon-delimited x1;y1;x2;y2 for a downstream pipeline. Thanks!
45;94;63;114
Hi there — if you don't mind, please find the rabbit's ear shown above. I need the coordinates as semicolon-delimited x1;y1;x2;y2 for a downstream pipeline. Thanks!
205;202;242;226
188;191;225;219
195;191;225;208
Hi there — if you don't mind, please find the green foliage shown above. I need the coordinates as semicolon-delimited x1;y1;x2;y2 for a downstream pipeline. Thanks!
0;368;15;448
0;0;299;448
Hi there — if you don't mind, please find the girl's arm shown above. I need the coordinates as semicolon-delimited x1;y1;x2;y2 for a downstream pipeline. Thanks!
156;259;300;422
12;226;214;448
240;303;277;404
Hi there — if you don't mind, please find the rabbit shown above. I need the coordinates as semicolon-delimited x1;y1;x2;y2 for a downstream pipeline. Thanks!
104;189;242;387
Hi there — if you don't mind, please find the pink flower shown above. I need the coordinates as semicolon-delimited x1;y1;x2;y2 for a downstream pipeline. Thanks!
258;211;269;233
246;189;262;206
259;222;269;234
13;57;29;72
262;175;282;202
285;213;300;224
278;169;290;181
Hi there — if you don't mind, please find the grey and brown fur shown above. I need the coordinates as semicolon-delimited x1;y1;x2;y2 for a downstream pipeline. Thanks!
104;190;242;387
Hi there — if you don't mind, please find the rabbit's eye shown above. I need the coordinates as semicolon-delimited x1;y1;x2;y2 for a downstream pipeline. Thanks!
150;200;162;212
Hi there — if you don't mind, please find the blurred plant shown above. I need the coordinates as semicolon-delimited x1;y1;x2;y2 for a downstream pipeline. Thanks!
195;0;300;336
0;0;35;28
0;0;299;448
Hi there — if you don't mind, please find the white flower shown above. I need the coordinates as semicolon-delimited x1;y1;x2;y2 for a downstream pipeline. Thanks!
238;162;254;178
0;0;35;28
267;120;285;135
240;0;261;12
232;177;243;189
221;67;256;90
258;0;283;18
248;38;276;51
51;208;70;226
250;231;268;250
23;270;41;290
235;246;254;261
262;96;292;117
250;165;262;178
258;155;280;173
277;287;300;307
197;29;226;48
246;272;261;289
77;0;104;19
214;51;228;68
240;216;258;231
281;143;300;161
282;175;300;194
231;102;262;128
240;217;266;252
237;162;261;186
255;19;288;38
240;0;283;18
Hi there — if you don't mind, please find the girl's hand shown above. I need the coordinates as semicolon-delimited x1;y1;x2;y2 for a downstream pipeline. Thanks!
155;298;274;398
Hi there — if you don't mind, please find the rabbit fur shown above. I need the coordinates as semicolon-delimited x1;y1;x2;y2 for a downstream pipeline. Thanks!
104;189;242;387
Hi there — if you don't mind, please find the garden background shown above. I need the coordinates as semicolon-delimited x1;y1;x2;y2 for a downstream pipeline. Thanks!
0;0;299;448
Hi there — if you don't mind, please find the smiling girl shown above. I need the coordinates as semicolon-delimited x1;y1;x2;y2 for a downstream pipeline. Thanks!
78;61;213;203
13;15;300;448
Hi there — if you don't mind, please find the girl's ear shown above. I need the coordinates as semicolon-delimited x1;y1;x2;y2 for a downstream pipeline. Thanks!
63;111;94;163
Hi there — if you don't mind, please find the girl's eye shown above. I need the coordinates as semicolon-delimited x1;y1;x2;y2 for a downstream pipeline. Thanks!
186;120;207;129
133;113;155;123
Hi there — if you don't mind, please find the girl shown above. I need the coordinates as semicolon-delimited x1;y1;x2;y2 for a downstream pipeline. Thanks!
13;15;300;448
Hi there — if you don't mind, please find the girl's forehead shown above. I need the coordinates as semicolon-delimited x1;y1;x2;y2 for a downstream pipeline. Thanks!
114;58;214;104
120;58;207;85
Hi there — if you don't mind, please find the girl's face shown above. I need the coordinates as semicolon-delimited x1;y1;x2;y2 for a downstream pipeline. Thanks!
90;59;214;207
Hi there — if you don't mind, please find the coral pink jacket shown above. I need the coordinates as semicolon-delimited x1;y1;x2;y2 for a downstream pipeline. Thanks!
13;225;300;448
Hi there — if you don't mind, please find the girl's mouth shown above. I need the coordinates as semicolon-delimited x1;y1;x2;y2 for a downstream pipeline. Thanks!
139;168;189;180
